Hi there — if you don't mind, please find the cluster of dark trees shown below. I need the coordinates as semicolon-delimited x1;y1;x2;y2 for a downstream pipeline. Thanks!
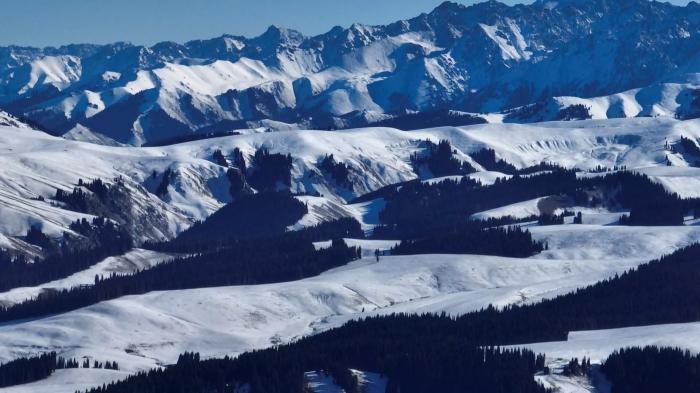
211;149;228;167
677;136;700;167
0;352;56;388
214;147;247;170
601;347;700;393
56;356;119;370
410;139;475;177
516;161;566;175
679;136;700;156
0;351;119;388
587;164;628;173
538;211;575;226
214;147;292;195
24;225;55;250
391;224;543;258
53;177;135;232
0;218;132;292
613;173;687;225
248;148;293;192
470;148;518;174
556;104;592;121
216;148;253;198
0;234;359;322
86;331;548;393
318;154;353;190
561;357;592;377
168;192;308;250
54;178;110;213
369;109;486;130
375;169;578;237
370;167;699;238
154;168;173;198
68;217;133;252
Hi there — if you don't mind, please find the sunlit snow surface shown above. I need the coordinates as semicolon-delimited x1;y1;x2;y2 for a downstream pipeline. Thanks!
3;117;700;391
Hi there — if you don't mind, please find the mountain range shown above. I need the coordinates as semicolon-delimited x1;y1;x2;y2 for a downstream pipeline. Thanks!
5;1;700;390
3;0;700;145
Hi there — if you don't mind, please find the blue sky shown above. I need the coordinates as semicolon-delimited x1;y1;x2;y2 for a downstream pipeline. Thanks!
0;0;691;47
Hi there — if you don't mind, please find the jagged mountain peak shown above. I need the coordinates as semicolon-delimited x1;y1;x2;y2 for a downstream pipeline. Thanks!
255;25;306;45
2;0;700;145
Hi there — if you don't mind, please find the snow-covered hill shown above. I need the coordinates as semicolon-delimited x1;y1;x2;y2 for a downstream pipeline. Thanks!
4;0;700;144
2;116;700;250
3;115;700;391
2;217;700;392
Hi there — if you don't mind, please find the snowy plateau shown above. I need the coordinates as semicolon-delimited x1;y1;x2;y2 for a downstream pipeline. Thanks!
2;0;700;392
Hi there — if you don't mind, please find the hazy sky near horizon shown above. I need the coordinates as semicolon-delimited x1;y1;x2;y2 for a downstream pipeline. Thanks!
0;0;692;47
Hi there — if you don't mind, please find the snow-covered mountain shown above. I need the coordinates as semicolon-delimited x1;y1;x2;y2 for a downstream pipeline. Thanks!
2;112;700;391
3;0;700;145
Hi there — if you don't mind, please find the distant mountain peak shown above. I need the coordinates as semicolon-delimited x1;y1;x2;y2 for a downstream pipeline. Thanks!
1;0;700;145
257;25;305;45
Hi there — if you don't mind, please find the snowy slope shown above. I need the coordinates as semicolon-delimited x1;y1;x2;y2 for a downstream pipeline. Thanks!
0;249;179;307
2;116;700;250
1;222;700;391
518;322;700;365
504;82;700;123
3;117;700;390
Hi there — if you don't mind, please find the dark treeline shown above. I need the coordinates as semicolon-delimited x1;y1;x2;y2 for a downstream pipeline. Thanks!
0;217;132;292
211;146;293;195
56;356;119;371
369;109;487;130
516;162;565;175
82;242;700;393
538;211;575;226
154;168;173;198
85;330;548;393
212;149;228;167
54;178;131;220
410;139;475;177
0;237;359;323
678;136;700;164
247;148;293;192
318;154;353;190
374;168;700;238
556;104;592;121
0;351;118;388
601;347;700;393
391;224;543;257
376;169;577;237
0;352;56;388
561;357;592;377
579;172;693;226
169;192;308;250
470;148;518;174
